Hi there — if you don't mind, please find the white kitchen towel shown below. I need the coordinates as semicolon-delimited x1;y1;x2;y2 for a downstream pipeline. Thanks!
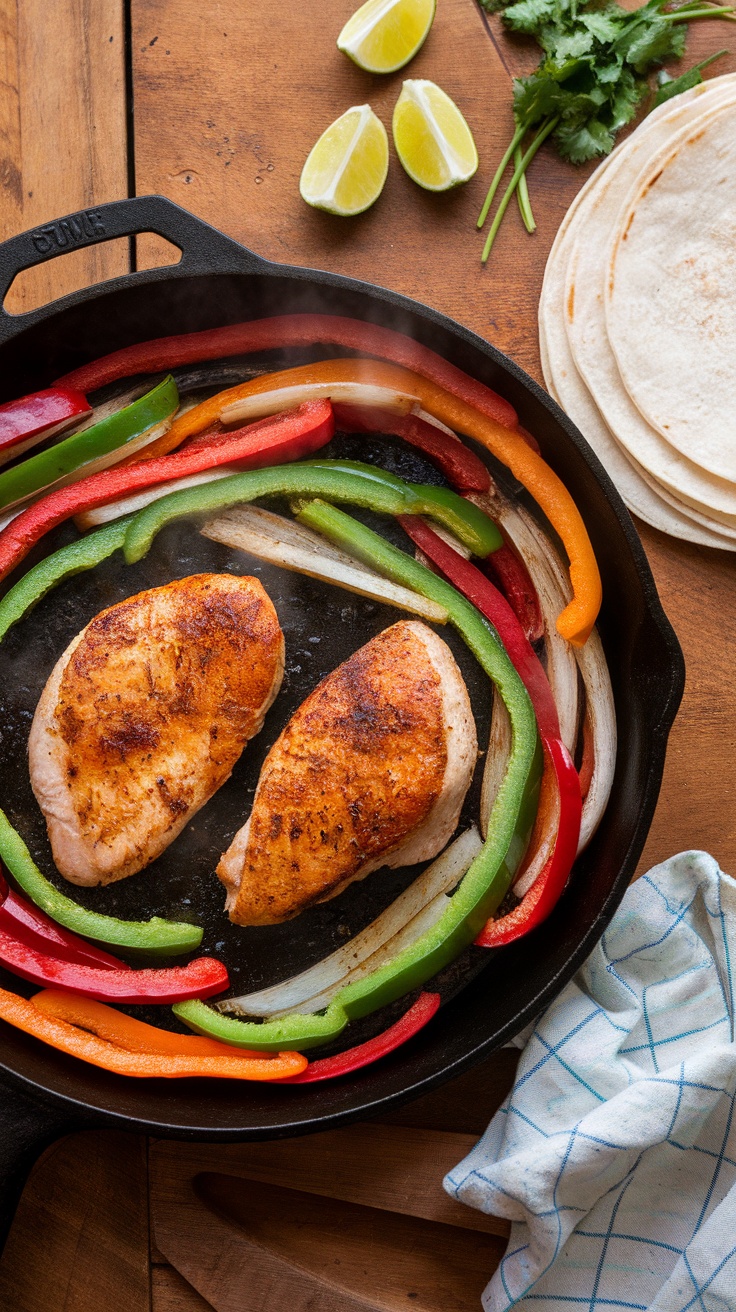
445;852;736;1311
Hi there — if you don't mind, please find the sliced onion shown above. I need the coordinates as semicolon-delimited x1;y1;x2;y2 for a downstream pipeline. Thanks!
217;826;483;1019
270;895;450;1019
494;496;615;853
220;383;418;427
412;407;463;442
512;753;560;898
470;493;579;756
0;418;172;520
203;503;381;569
75;466;240;530
415;521;471;560
71;383;153;432
574;626;616;851
480;692;511;840
201;506;449;623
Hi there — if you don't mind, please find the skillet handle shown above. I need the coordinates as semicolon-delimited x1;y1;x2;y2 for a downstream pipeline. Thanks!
0;1073;87;1256
0;194;270;345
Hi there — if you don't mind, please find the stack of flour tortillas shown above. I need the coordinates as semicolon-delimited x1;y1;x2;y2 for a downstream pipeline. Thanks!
540;73;736;549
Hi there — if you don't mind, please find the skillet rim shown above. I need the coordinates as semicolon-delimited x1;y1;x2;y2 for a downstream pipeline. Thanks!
0;196;684;1136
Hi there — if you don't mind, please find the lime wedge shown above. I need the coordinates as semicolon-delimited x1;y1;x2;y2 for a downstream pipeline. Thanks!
337;0;436;74
300;105;389;216
392;79;479;191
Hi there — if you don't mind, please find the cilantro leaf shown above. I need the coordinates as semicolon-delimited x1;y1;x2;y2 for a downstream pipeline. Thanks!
654;47;729;104
502;0;559;33
541;26;596;60
579;10;625;43
617;15;687;72
476;0;733;262
554;116;616;162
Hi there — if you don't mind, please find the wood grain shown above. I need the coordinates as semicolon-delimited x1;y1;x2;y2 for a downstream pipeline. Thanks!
150;1127;509;1237
132;0;736;875
151;1142;507;1312
131;0;545;355
0;1131;150;1312
0;0;128;313
152;1266;215;1312
1;1;736;1307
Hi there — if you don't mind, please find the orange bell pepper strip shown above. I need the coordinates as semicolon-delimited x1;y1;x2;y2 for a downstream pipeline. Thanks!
0;987;307;1080
30;989;268;1056
146;358;601;645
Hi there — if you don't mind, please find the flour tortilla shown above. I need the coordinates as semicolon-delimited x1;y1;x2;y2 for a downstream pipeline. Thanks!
607;101;736;483
540;215;735;547
565;86;736;520
539;78;736;549
635;464;736;541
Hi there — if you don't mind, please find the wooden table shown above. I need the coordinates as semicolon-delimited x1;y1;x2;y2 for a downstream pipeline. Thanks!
0;2;734;1307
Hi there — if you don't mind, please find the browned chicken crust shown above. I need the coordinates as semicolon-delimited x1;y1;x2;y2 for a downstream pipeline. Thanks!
219;620;476;926
29;574;284;886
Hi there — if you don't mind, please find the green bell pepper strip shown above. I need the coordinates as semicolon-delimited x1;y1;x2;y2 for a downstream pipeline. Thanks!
122;460;502;565
298;461;503;554
0;516;133;640
0;519;203;955
174;501;541;1051
0;375;179;513
0;813;203;955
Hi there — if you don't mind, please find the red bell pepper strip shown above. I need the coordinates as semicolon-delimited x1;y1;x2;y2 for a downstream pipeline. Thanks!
333;403;492;494
0;387;91;463
54;313;518;431
400;517;566;741
278;992;441;1083
483;539;543;644
399;517;581;942
475;737;582;947
0;926;228;1002
0;867;127;971
0;400;334;584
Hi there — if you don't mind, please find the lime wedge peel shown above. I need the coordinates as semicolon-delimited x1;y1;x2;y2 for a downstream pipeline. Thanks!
300;105;390;216
337;0;436;75
393;80;479;192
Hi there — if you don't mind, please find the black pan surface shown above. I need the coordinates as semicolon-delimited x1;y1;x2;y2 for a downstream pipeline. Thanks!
0;198;683;1243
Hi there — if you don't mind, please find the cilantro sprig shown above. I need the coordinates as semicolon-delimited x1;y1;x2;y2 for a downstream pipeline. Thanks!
477;0;733;261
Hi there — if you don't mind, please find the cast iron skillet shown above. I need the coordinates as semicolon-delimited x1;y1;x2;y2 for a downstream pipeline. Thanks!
0;196;684;1250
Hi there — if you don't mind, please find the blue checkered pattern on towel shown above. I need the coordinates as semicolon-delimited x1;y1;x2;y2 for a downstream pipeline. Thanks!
445;852;736;1311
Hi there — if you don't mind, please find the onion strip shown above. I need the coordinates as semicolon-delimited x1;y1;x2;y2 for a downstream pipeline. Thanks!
221;382;419;426
574;626;616;851
494;496;615;853
469;493;579;756
75;467;239;529
200;505;449;623
0;420;172;520
480;692;511;839
217;827;482;1019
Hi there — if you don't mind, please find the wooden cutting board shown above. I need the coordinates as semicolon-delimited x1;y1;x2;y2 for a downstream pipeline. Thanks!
0;1;736;1308
149;1128;510;1312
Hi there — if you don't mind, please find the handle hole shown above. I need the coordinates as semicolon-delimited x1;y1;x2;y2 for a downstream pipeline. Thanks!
3;235;182;316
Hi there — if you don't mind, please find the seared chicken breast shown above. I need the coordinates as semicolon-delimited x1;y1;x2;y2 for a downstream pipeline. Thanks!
218;619;477;926
29;574;284;886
